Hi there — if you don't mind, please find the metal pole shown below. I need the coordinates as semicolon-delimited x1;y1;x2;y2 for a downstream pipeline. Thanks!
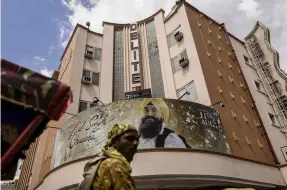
179;91;190;100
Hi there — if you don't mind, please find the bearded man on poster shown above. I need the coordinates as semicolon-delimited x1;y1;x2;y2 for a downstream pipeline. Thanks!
138;98;190;149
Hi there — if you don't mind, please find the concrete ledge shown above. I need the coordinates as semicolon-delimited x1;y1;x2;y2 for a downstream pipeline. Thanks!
35;150;286;189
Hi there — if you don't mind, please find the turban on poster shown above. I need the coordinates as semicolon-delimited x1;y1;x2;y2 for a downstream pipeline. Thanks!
140;98;170;122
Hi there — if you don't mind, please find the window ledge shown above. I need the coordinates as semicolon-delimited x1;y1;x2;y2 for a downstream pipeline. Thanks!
267;102;273;106
257;89;268;97
245;62;256;70
271;123;281;128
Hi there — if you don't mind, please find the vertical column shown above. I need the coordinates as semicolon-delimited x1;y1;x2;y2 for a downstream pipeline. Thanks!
100;24;114;103
146;21;165;98
113;28;125;101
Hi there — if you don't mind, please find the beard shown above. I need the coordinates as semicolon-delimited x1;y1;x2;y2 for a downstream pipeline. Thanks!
139;116;163;139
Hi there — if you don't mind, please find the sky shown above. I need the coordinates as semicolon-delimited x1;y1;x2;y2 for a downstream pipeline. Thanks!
2;0;287;77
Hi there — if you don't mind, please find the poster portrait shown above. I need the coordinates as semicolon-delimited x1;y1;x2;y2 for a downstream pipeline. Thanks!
52;98;230;168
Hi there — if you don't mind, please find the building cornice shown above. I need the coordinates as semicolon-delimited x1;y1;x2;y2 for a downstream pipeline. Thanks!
137;9;165;24
59;24;103;63
245;21;287;79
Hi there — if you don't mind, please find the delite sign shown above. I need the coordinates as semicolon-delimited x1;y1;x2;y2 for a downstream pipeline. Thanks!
53;99;230;167
130;23;141;90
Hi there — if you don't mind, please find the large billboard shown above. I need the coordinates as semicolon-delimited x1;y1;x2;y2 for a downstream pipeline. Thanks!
53;98;230;167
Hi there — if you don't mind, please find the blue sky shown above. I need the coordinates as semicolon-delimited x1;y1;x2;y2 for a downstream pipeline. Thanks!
2;0;287;77
2;0;69;76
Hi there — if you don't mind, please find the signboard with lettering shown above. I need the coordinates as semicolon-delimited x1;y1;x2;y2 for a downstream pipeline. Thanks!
130;23;142;90
125;89;152;100
52;98;230;167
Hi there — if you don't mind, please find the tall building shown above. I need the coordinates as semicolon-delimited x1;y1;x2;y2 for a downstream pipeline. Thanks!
230;22;287;164
17;1;287;189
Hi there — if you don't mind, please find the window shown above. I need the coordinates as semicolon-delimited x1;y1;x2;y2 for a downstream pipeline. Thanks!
243;55;249;63
92;72;100;85
79;101;88;112
254;80;261;90
94;48;102;60
177;81;198;102
171;49;188;73
82;70;100;86
243;55;254;68
167;26;181;47
268;113;276;124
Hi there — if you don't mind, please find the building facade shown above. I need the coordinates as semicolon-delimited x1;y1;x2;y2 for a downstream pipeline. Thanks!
17;1;287;190
230;22;287;165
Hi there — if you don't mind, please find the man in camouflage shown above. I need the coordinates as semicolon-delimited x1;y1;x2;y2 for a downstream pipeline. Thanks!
78;124;139;190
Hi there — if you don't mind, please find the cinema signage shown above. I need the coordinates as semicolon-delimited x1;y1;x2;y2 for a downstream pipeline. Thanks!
130;23;141;90
125;89;152;100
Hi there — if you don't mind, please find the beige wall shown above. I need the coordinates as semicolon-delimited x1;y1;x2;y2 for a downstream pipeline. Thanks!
280;165;287;184
154;12;177;99
28;132;48;190
100;24;114;103
230;36;287;164
235;23;287;164
35;150;285;190
24;29;79;189
137;24;152;92
81;28;102;103
164;5;211;106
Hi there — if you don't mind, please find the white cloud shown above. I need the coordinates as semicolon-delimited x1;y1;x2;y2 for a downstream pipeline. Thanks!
40;68;53;77
48;44;56;55
58;0;287;70
33;56;46;62
238;0;262;18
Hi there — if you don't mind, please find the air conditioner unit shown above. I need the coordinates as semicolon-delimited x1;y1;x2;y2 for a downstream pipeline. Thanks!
82;76;92;84
85;50;94;59
174;31;183;41
179;57;189;68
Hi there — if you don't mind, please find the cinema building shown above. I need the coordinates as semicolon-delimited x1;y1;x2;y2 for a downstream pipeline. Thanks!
16;1;287;190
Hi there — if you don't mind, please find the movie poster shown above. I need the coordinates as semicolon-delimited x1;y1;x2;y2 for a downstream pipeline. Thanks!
53;98;230;168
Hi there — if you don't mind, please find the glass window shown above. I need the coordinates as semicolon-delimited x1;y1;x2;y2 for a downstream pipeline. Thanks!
268;113;276;124
95;48;102;60
171;55;181;73
79;101;88;112
177;82;198;102
243;55;249;63
254;80;261;90
243;54;255;68
180;50;188;58
92;72;99;85
167;33;176;47
167;26;181;47
146;21;165;98
178;88;186;99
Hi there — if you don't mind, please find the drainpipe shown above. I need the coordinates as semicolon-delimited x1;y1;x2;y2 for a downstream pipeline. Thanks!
221;23;280;165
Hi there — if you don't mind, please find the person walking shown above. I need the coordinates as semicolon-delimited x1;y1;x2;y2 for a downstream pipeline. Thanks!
78;124;139;190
